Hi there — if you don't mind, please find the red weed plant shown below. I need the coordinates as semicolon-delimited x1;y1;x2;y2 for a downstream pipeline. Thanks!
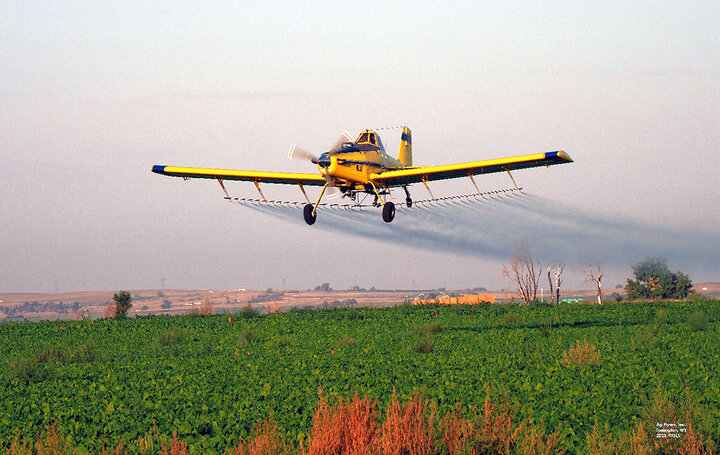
102;302;117;319
225;417;292;455
301;389;378;455
439;383;523;455
378;390;436;455
159;431;187;455
199;298;214;316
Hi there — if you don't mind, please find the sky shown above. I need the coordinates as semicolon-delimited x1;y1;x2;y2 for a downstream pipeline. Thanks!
2;1;719;293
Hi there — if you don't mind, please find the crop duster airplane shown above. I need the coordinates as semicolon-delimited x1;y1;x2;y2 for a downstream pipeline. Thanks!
152;127;573;225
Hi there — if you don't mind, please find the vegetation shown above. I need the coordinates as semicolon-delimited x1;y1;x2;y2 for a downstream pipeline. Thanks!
625;257;693;300
1;301;719;453
560;339;601;367
112;290;133;318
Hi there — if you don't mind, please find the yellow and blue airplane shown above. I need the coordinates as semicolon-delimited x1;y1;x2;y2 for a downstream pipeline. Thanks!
151;127;573;225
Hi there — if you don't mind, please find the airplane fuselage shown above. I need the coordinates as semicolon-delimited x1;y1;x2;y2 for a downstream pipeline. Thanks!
317;143;405;190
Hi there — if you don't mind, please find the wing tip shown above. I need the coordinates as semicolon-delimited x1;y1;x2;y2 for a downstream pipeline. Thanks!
550;151;573;163
151;165;167;174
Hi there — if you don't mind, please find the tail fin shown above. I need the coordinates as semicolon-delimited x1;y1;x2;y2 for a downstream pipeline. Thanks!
398;126;412;166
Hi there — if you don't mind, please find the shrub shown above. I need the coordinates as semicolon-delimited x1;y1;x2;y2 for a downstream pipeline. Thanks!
160;300;172;309
156;330;183;346
561;339;600;367
414;321;446;335
502;313;518;324
338;334;357;346
688;310;709;332
345;307;362;320
199;299;214;316
238;327;259;346
238;305;258;319
413;335;434;353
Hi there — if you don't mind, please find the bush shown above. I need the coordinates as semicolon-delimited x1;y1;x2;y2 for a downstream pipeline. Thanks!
156;330;183;345
413;335;434;353
502;313;518;324
688;310;709;332
238;327;259;346
561;339;600;367
414;321;445;335
345;307;363;320
237;305;258;319
160;300;171;309
339;334;357;346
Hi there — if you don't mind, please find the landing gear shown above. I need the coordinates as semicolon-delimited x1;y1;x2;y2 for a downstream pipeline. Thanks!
403;186;413;208
382;201;395;223
303;204;317;225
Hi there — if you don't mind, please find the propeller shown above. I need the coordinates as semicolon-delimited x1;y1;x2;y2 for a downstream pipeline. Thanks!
288;132;354;163
288;132;355;201
287;145;318;164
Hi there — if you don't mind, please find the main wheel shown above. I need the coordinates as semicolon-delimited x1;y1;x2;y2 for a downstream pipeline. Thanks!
405;197;413;208
303;204;317;225
382;201;395;223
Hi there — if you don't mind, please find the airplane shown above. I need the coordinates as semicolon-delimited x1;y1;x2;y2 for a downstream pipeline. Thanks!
151;127;573;225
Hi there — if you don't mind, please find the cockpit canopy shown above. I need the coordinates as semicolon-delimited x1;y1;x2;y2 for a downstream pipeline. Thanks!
355;130;385;152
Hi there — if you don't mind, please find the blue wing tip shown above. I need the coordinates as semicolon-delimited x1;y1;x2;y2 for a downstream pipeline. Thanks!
151;165;167;174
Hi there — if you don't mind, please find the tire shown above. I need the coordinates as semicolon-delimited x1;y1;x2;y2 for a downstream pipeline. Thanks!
382;201;395;223
303;204;317;225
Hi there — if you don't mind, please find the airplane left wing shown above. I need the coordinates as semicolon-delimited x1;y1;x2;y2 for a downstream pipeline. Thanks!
151;165;327;186
370;151;573;187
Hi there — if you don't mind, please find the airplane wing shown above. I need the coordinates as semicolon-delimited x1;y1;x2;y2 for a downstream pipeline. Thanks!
151;165;327;186
369;151;573;186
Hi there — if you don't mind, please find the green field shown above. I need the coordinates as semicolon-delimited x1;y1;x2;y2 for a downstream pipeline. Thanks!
1;300;719;453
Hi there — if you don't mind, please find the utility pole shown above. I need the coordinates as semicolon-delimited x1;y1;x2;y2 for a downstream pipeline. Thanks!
160;278;167;290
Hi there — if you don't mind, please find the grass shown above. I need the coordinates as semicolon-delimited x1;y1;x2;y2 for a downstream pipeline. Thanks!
688;310;710;332
238;327;259;347
412;335;434;353
156;330;184;346
560;339;601;367
413;321;446;335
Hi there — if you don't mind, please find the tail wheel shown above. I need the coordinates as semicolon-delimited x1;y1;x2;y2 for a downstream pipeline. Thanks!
303;204;317;225
382;201;395;223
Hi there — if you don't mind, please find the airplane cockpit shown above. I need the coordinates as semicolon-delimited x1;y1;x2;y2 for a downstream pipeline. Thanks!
355;130;386;153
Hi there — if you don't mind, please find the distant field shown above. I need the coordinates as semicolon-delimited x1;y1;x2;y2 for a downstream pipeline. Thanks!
1;300;718;453
0;286;637;322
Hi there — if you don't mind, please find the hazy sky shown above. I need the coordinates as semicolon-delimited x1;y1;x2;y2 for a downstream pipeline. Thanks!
2;2;719;293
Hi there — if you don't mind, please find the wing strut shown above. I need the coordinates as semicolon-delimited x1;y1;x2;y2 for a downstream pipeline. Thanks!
467;172;480;195
421;176;436;200
298;183;311;204
504;166;520;190
216;178;231;199
312;182;330;215
253;181;267;202
368;181;385;206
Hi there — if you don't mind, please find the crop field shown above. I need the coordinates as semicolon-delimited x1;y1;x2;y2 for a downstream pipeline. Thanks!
1;300;719;453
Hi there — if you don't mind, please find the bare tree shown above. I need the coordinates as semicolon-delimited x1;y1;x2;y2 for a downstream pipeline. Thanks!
502;243;542;304
547;266;555;304
584;264;603;304
555;264;565;304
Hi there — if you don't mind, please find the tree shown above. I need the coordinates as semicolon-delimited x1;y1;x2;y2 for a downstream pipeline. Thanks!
546;264;565;304
502;243;541;305
583;264;604;305
625;257;692;300
112;291;133;318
